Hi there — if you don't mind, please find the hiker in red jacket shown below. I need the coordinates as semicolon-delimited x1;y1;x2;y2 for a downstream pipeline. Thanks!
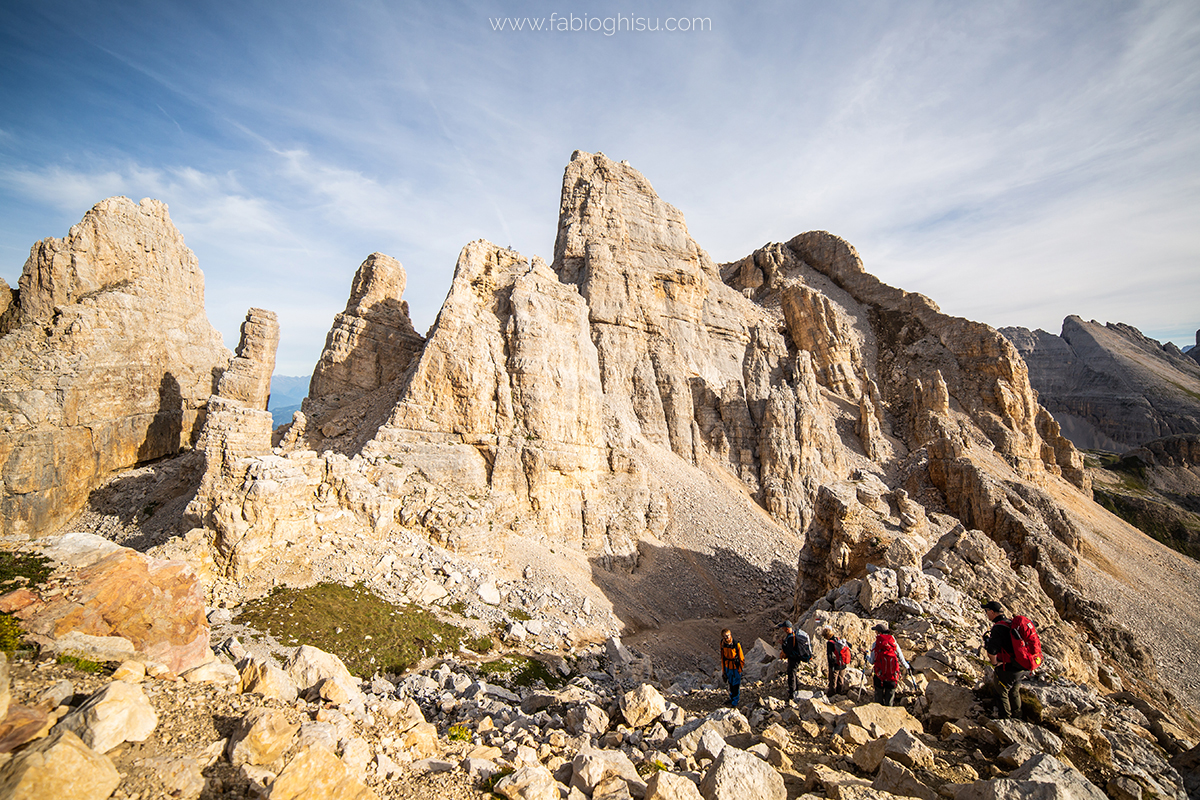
867;622;909;706
983;600;1040;719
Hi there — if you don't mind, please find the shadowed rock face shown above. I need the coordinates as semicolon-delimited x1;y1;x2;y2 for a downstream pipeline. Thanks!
1001;317;1200;451
0;197;231;536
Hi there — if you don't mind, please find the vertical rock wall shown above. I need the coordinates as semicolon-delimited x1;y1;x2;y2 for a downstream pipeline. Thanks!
0;197;231;536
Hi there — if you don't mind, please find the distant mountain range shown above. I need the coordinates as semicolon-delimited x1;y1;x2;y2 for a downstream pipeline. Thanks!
268;374;309;427
1001;317;1200;452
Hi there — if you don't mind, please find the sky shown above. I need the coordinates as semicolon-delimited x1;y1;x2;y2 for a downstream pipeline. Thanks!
1;0;1197;376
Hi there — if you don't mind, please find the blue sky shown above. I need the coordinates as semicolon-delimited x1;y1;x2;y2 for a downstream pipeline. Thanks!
2;0;1197;375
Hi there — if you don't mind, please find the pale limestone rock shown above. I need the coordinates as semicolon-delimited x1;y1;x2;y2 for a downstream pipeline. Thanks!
22;541;209;673
215;308;278;410
0;197;231;536
401;722;439;759
309;253;424;404
883;728;934;771
227;708;300;767
645;771;703;800
872;757;936;800
56;680;158;754
620;683;666;728
494;764;560;800
340;737;371;772
699;746;785;800
268;743;379;800
923;681;981;729
953;753;1107;800
111;660;145;683
839;704;923;741
0;729;120;800
239;656;299;702
567;703;610;737
181;661;240;685
140;755;206;800
570;747;645;798
286;645;362;703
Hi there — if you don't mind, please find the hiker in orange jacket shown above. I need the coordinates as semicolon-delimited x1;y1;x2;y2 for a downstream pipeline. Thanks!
720;628;744;707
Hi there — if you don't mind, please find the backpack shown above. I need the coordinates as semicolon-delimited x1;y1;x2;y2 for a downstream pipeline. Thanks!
784;632;813;662
835;639;852;667
1002;615;1043;671
872;634;901;682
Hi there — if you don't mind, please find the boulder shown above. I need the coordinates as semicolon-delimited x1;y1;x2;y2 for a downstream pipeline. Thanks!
645;770;704;800
852;736;889;773
696;729;726;762
239;656;299;702
268;743;379;800
884;728;935;771
954;754;1107;800
567;703;610;737
56;680;158;754
227;708;300;767
0;706;50;755
676;708;751;754
286;645;362;703
840;703;923;740
401;722;439;759
181;661;240;685
571;747;646;798
494;764;561;800
0;652;8;719
985;720;1063;755
594;775;635;800
621;683;667;728
0;729;120;800
924;681;981;728
872;757;937;800
699;746;785;800
21;540;209;673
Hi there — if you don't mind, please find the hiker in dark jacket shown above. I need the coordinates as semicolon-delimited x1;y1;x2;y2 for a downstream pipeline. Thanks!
867;623;909;706
720;628;745;707
823;626;849;697
778;621;811;700
983;600;1030;719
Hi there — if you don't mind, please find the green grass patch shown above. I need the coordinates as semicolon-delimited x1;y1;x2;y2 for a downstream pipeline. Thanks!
237;582;466;677
466;634;495;654
478;655;566;689
481;766;514;793
448;723;471;742
0;550;53;589
508;608;532;622
448;600;468;616
57;654;107;674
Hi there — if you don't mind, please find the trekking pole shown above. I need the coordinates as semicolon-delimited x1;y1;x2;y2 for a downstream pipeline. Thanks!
906;666;919;696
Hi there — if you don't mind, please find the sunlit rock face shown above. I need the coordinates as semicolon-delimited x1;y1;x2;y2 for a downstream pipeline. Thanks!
0;197;231;536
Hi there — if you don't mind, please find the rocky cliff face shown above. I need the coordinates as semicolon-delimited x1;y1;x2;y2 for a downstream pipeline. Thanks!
57;154;1200;717
1001;317;1200;451
0;198;232;536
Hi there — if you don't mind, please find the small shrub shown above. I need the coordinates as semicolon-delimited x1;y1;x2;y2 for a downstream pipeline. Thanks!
448;723;471;742
481;766;513;792
0;614;31;654
57;654;107;674
508;608;533;622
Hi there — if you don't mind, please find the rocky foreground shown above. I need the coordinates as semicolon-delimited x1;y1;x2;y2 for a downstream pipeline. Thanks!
1;530;1197;800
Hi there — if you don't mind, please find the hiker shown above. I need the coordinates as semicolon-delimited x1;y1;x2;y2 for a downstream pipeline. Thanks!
983;600;1041;719
823;626;850;697
720;628;745;707
867;622;909;706
778;621;812;700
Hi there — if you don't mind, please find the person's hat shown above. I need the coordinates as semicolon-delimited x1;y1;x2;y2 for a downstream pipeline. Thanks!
776;620;794;629
872;623;890;633
981;600;1005;613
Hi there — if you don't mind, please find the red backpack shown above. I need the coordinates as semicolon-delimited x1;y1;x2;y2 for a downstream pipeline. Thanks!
835;639;852;667
872;634;901;682
1000;615;1043;671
